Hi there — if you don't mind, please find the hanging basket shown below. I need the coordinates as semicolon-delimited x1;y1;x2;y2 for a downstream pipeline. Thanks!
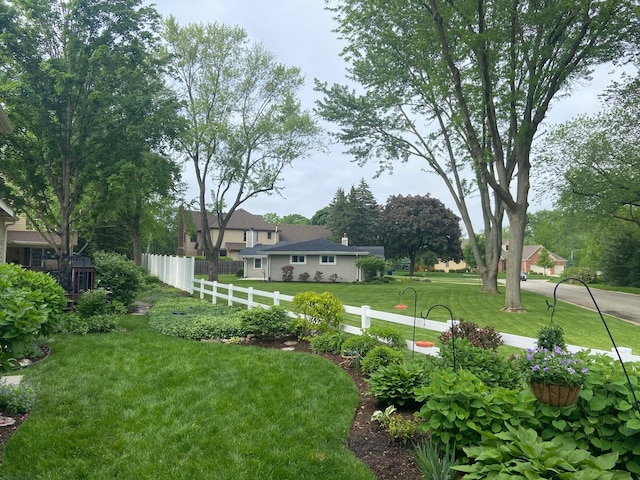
529;381;581;407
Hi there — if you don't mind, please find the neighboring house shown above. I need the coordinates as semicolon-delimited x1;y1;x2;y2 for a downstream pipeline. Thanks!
182;209;331;260
240;237;383;282
5;216;78;270
433;258;468;272
499;243;567;276
0;200;17;264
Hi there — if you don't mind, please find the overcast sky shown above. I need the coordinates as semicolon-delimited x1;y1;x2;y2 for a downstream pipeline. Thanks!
150;0;620;231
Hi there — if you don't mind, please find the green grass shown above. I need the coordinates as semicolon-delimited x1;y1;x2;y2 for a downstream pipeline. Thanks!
218;274;640;352
0;316;374;480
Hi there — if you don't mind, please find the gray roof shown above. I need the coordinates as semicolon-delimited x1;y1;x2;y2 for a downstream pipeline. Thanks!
240;238;375;257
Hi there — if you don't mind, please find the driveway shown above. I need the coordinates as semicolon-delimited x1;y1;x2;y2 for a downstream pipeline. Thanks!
520;279;640;325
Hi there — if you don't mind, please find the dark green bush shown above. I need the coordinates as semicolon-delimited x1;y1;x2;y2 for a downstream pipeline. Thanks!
0;381;38;414
239;306;292;340
366;358;440;406
92;251;142;306
562;266;598;284
309;331;345;354
355;256;387;282
438;318;503;350
58;312;119;335
75;288;126;318
361;346;405;376
439;339;523;389
535;324;566;350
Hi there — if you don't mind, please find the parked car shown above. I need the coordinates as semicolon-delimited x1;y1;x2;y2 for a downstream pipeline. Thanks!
520;272;527;281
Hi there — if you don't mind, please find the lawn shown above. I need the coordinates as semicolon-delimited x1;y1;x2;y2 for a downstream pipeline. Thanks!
0;315;374;480
216;274;640;353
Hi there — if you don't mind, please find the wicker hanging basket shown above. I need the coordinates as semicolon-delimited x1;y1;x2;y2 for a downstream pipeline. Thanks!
529;381;581;407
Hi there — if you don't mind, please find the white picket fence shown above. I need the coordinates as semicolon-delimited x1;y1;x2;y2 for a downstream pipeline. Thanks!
142;254;639;362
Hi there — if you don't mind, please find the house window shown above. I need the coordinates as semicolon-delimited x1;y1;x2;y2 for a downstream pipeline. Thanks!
243;231;247;241
291;255;306;264
30;248;54;268
267;231;272;240
219;250;227;257
320;255;336;265
254;258;262;269
190;232;197;242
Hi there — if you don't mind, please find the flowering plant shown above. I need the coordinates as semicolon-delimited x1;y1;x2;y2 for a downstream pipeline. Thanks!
520;346;588;387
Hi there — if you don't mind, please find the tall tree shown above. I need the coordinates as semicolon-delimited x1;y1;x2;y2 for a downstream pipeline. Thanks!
316;0;637;311
326;180;381;245
164;18;321;281
0;0;169;258
310;206;330;226
326;187;349;241
381;194;462;276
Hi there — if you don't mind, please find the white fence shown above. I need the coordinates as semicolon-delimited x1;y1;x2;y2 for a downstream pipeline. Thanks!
142;254;639;362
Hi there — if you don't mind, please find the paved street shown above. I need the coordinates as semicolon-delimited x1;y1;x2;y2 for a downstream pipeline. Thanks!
520;279;640;325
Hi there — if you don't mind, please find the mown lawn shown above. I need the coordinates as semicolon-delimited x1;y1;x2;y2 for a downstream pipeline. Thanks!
216;274;640;352
0;315;374;480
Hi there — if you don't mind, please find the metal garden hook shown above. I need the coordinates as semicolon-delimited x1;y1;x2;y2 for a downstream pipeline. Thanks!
422;304;457;371
545;277;640;414
399;287;418;358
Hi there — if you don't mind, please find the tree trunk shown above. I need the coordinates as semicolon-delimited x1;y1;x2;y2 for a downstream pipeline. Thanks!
132;207;142;266
503;208;527;312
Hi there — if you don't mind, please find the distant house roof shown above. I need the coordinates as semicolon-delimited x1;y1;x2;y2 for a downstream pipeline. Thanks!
240;238;372;257
187;208;273;231
0;199;15;221
0;104;12;133
501;244;566;262
277;224;331;242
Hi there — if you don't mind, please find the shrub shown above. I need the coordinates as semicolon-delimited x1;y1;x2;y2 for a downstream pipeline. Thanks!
329;273;339;283
341;334;381;358
239;306;292;340
314;271;323;282
235;268;244;278
438;318;503;350
75;288;126;318
0;263;66;371
366;358;439;406
563;266;598;284
455;425;629;479
388;415;419;444
361;346;405;376
309;331;345;354
439;339;523;389
413;437;458;480
281;265;294;282
355;256;387;282
291;291;344;332
58;312;119;335
298;272;310;282
363;326;404;350
0;381;38;414
92;251;141;306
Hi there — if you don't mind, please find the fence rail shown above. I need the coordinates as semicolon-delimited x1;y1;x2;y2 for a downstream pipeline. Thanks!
142;254;638;362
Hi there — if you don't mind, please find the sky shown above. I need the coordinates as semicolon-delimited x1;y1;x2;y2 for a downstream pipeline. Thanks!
150;0;622;231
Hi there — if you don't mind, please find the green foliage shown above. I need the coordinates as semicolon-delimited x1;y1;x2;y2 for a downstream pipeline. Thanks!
355;256;387;282
147;297;244;341
413;437;459;480
563;266;598;284
340;334;381;358
0;263;66;370
309;331;345;354
0;381;38;414
326;180;381;245
58;312;119;335
366;358;439;406
291;291;344;332
415;369;538;451
455;425;630;479
297;272;310;282
361;346;405;376
92;251;142;306
314;271;323;282
370;405;397;428
387;415;419;444
239;306;292;340
438;318;503;350
439;339;524;389
363;325;404;350
536;324;566;350
75;288;126;318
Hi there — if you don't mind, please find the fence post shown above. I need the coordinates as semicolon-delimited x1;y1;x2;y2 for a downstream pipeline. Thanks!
247;287;254;309
228;284;234;306
212;281;217;304
199;278;204;300
361;305;371;330
273;291;280;306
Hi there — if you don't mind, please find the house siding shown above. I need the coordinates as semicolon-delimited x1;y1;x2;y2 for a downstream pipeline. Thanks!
267;254;360;282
